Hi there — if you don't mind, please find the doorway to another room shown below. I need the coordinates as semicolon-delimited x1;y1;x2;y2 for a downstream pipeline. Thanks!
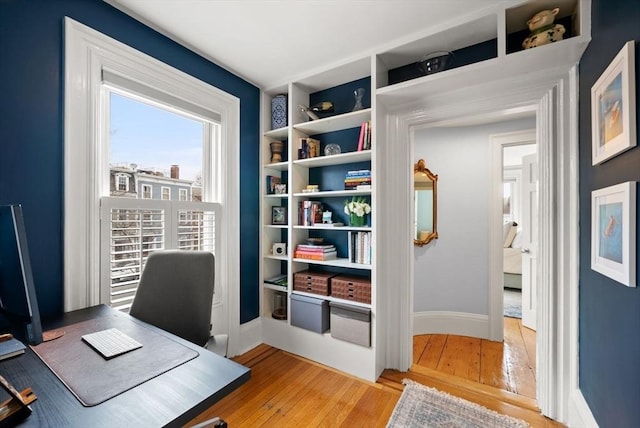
501;141;537;328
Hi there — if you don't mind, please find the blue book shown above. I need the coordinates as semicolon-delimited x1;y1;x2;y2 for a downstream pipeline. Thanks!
0;337;26;360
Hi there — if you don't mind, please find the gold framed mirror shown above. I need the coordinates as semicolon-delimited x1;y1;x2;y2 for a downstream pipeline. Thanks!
414;159;438;246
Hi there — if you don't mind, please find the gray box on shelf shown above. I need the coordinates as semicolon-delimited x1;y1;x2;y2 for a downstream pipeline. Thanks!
329;302;371;347
290;294;329;333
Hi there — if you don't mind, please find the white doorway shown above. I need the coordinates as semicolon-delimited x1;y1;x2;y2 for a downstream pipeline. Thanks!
499;136;537;331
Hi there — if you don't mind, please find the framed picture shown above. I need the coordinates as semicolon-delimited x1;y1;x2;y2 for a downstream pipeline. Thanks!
271;206;286;225
591;181;636;287
591;40;636;165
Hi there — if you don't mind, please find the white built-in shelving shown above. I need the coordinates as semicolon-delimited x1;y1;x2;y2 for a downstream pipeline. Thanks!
259;0;589;381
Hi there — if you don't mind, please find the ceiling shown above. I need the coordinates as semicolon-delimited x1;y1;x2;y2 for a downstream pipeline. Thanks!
106;0;523;89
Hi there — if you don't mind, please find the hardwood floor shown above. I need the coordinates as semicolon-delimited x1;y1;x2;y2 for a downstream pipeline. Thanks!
413;317;537;399
187;320;561;427
187;344;400;427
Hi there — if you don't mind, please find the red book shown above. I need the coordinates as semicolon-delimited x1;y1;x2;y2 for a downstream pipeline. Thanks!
357;122;366;151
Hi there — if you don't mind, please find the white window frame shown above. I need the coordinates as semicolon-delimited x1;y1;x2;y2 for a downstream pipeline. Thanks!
179;188;188;201
115;173;129;192
161;186;171;200
142;184;152;199
64;18;240;352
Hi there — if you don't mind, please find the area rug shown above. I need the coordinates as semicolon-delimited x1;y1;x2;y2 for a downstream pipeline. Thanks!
386;379;529;428
504;288;522;319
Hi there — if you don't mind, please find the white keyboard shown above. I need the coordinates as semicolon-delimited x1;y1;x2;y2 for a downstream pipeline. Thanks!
82;328;143;359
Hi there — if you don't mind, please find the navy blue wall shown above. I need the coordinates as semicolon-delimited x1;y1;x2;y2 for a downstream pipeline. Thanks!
0;0;260;323
579;0;640;426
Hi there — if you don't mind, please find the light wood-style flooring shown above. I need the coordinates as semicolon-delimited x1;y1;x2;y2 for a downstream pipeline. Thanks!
187;318;561;427
413;316;537;399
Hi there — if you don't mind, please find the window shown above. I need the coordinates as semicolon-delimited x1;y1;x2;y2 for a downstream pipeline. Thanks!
179;189;188;201
116;174;129;192
101;88;219;311
142;184;152;199
64;18;240;332
161;187;171;200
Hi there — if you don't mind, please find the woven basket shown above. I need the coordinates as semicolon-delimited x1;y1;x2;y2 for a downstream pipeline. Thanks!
331;275;371;304
293;271;336;296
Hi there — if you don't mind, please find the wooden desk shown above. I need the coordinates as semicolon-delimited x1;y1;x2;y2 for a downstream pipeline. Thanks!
0;305;250;427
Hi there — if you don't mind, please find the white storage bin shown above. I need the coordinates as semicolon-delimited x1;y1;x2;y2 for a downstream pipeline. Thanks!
329;302;370;347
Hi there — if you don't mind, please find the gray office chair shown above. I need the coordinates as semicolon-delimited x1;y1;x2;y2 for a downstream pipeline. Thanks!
129;250;228;357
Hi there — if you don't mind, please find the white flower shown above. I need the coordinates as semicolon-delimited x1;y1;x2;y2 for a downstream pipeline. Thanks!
344;197;371;218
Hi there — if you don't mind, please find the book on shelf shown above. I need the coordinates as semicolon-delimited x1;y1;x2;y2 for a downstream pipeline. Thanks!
347;231;372;265
296;244;335;250
356;121;372;151
0;336;26;361
345;170;371;190
299;200;323;226
294;250;338;261
264;274;288;288
298;137;321;159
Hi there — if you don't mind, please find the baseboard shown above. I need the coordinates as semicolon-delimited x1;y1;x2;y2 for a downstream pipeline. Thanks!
413;311;489;339
568;388;599;428
233;317;262;357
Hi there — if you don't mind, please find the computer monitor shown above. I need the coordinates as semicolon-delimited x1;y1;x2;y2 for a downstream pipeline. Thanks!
0;204;43;345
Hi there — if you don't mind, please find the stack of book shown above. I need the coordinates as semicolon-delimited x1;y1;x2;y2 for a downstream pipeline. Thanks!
348;231;372;265
357;121;372;151
344;170;371;190
294;243;337;261
299;200;323;226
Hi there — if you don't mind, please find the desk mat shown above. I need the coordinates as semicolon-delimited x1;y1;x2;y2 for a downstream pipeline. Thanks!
31;313;199;406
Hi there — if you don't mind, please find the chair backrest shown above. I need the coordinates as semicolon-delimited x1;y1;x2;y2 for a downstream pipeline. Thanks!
129;250;215;346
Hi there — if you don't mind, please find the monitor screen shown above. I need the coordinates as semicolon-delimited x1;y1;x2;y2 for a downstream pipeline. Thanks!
0;204;43;345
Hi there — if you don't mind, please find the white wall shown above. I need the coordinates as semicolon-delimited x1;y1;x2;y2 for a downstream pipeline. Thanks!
413;117;535;315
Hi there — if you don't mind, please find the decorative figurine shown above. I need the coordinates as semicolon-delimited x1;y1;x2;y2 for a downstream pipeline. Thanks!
352;88;365;111
270;141;284;163
298;105;319;121
522;8;566;50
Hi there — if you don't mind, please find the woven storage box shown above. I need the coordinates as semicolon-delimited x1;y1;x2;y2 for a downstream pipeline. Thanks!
293;270;336;296
330;275;371;304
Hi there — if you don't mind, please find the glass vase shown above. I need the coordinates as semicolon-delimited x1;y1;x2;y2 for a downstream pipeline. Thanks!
349;213;366;227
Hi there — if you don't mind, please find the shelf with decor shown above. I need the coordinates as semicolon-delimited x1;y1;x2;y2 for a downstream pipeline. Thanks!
260;57;377;381
374;0;589;109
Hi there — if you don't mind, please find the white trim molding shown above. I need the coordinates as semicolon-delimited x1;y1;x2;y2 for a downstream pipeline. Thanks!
382;64;581;423
64;17;240;352
413;311;488;338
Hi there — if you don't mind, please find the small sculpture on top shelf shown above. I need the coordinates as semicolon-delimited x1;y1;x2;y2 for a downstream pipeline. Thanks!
522;7;566;50
352;88;366;111
298;101;334;121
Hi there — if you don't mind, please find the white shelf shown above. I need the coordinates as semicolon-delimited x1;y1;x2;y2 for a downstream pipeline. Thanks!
292;257;372;270
265;193;289;199
264;127;288;140
265;224;288;230
263;283;288;292
263;161;288;171
293;108;371;134
293;150;371;168
293;189;371;198
264;254;287;261
293;225;371;232
291;290;372;309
